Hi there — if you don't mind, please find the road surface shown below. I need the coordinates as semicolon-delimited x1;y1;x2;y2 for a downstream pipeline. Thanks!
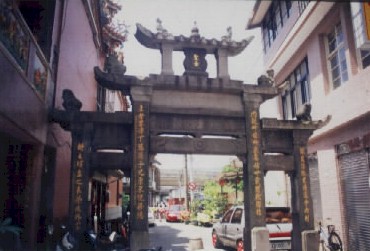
148;221;228;251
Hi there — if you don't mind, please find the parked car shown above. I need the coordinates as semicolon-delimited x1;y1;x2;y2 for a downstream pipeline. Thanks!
212;205;292;251
196;212;212;227
166;204;186;222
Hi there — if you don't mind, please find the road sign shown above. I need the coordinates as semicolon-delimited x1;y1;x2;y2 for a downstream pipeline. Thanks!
188;182;196;191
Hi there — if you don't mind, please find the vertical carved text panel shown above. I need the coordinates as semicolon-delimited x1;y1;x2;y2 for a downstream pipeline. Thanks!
250;110;263;217
73;142;85;231
299;147;311;224
132;103;150;231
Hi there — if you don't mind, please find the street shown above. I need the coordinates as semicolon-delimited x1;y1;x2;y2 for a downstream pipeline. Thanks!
148;221;226;251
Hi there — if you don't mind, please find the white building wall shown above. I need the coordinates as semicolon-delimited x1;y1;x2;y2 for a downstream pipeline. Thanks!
52;0;104;219
317;149;343;234
252;2;370;248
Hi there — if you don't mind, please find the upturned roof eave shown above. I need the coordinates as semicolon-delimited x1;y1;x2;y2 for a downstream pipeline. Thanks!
135;23;253;57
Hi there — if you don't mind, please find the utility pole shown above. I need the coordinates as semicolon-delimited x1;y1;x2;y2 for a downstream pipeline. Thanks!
184;154;189;211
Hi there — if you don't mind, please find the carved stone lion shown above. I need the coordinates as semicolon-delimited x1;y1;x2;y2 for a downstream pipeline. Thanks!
257;69;274;87
104;54;126;75
62;89;82;112
296;103;312;122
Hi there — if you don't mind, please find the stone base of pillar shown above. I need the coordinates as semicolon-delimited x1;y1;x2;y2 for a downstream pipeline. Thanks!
130;230;149;251
302;230;320;251
161;69;174;75
251;227;269;251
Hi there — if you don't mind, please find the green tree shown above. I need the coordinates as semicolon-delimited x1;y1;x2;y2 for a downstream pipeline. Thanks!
222;164;243;195
202;180;228;217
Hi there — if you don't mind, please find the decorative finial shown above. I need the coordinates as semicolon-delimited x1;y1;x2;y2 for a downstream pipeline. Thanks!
191;21;200;37
227;26;232;40
156;18;164;33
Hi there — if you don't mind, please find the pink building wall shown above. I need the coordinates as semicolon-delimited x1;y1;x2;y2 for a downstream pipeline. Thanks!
258;2;370;246
51;0;104;221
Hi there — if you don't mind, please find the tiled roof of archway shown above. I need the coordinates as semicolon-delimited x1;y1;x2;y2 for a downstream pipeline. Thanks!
135;23;254;57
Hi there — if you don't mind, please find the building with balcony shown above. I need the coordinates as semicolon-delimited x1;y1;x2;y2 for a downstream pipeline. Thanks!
0;0;127;248
248;1;370;250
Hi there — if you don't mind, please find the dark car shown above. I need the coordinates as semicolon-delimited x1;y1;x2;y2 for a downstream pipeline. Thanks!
212;205;292;251
166;204;186;222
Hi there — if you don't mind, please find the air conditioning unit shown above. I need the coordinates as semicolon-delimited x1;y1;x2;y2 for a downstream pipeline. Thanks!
351;2;370;50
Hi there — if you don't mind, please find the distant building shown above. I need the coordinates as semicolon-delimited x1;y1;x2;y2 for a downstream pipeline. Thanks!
0;0;127;248
248;1;370;250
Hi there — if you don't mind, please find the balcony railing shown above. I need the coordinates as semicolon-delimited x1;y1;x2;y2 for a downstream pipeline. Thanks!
0;0;54;102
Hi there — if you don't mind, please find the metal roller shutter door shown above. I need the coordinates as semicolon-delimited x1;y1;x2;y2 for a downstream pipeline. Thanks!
338;150;370;251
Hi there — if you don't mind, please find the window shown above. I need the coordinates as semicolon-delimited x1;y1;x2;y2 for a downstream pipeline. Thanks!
221;209;233;223
282;58;311;119
231;208;243;224
327;22;348;89
360;50;370;69
298;0;310;15
18;0;56;61
97;85;106;112
262;1;292;53
97;86;116;112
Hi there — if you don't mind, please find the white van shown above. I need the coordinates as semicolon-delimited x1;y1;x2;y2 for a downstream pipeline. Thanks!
211;206;292;251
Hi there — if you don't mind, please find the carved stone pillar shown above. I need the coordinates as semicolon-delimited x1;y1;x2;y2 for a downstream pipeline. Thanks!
68;122;93;248
242;93;269;251
161;44;174;75
290;130;318;251
215;48;229;79
130;85;152;251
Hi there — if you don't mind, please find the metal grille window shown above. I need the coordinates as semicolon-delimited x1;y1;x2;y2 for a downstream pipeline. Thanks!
282;58;311;119
262;1;292;53
298;0;310;15
327;22;348;89
97;85;106;112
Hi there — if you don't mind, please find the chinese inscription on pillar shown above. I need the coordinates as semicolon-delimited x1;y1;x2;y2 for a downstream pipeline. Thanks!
73;142;84;231
250;110;263;216
134;104;145;221
299;147;310;223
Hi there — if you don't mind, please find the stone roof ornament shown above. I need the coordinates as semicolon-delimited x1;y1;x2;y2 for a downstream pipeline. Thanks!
296;103;312;123
156;18;165;33
134;22;254;77
155;18;173;40
295;104;331;128
191;21;200;38
104;54;126;75
257;69;275;87
222;26;233;42
62;89;82;112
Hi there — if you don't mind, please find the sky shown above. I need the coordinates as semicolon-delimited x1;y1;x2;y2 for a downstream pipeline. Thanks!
117;0;264;172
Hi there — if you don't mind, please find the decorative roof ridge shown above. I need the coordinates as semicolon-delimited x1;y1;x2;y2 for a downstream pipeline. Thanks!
106;0;122;11
103;26;126;42
99;0;128;54
135;21;254;56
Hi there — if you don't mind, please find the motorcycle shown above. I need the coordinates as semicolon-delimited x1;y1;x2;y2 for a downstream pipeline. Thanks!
55;225;76;251
85;229;128;251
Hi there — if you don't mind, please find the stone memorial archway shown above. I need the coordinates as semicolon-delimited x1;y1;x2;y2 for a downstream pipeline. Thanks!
52;21;328;251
